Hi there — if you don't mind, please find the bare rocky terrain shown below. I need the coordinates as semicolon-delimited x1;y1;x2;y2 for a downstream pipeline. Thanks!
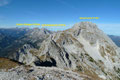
0;22;120;80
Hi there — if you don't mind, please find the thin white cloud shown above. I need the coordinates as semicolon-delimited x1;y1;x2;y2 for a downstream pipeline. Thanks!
0;0;11;6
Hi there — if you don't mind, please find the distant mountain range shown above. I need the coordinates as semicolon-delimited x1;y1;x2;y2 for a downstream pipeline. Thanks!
0;28;30;57
109;35;120;47
0;28;52;58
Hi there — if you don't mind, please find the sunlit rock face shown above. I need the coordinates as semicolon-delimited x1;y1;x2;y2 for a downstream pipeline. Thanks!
0;22;120;80
32;22;120;80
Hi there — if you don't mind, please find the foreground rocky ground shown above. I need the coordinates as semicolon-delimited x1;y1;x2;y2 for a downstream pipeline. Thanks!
0;66;96;80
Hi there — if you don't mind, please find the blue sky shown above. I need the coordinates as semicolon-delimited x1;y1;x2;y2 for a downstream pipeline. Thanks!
0;0;120;35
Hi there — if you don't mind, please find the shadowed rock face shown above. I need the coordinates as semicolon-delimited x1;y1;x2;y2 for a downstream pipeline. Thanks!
34;57;56;67
0;22;120;80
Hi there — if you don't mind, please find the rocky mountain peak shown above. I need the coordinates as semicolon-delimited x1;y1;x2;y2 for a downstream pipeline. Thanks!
33;22;120;79
73;22;97;29
0;22;120;80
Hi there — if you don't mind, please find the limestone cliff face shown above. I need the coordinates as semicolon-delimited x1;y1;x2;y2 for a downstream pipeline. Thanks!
14;22;120;80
